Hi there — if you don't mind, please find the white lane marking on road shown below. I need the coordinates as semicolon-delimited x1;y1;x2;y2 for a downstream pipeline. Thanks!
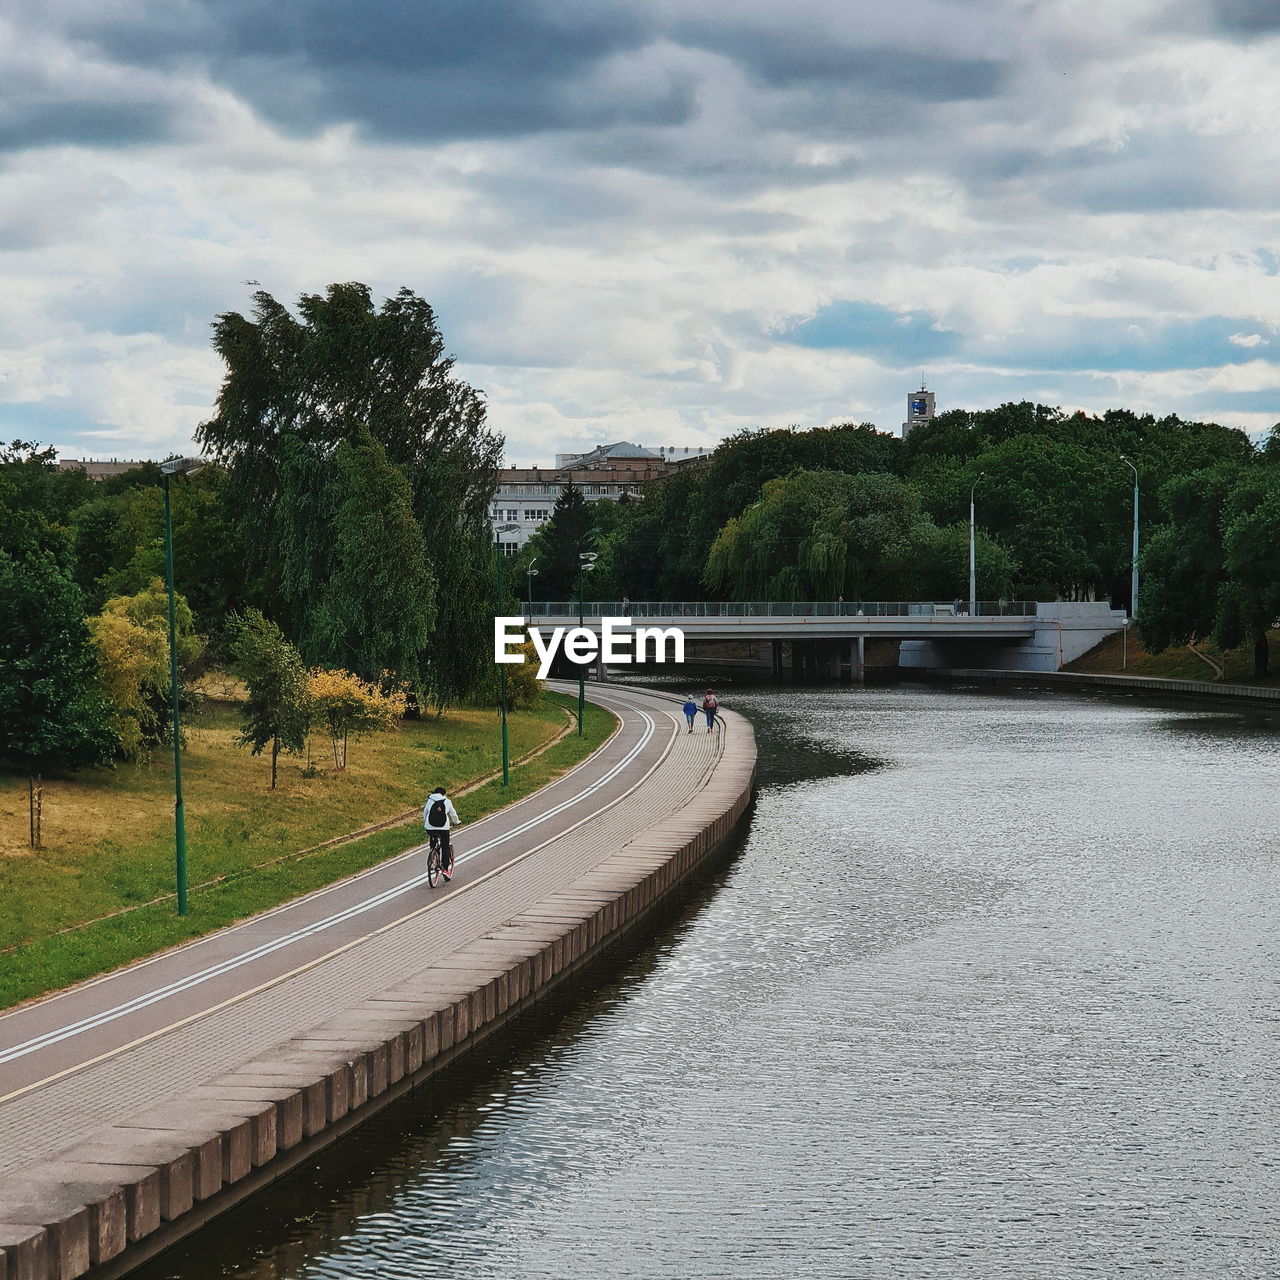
0;694;624;1026
0;691;686;1106
0;695;658;1067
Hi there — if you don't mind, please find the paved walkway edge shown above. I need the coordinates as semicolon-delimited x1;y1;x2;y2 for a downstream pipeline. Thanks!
916;666;1280;705
1;710;757;1280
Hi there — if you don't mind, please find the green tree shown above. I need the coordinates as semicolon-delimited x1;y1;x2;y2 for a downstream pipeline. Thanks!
308;428;436;683
1215;468;1280;677
1137;464;1242;660
72;465;247;631
0;441;82;567
535;484;594;599
229;609;310;789
705;470;939;600
89;580;205;763
916;524;1018;601
197;283;501;707
0;550;117;845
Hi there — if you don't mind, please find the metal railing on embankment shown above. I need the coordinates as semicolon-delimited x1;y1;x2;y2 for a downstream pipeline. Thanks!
524;601;1038;619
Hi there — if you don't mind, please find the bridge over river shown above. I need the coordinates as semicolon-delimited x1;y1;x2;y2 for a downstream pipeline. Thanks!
524;599;1125;678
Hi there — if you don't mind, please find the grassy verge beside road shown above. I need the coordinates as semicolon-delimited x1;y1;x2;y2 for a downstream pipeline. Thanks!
0;692;615;1009
1066;627;1280;686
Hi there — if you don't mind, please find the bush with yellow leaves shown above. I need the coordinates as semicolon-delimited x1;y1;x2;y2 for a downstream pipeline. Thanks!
307;668;407;769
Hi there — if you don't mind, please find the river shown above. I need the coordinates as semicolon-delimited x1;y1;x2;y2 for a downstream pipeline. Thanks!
134;683;1280;1279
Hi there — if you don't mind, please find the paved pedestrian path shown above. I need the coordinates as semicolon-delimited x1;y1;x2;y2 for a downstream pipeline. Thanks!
0;684;715;1170
0;683;755;1280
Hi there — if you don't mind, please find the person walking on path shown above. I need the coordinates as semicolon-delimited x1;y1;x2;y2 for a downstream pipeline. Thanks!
424;785;462;880
682;695;698;733
702;688;719;733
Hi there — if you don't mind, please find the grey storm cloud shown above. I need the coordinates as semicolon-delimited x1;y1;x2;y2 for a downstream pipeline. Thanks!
32;0;1011;147
1210;0;1280;33
64;0;685;140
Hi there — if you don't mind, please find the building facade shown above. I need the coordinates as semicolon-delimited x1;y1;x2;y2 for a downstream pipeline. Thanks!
58;458;149;480
489;443;667;553
901;384;936;437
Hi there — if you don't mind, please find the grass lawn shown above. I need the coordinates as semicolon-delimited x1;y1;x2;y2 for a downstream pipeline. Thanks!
1066;627;1280;686
0;691;615;1009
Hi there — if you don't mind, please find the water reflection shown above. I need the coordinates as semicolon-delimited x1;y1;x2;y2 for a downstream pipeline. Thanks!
138;685;1280;1279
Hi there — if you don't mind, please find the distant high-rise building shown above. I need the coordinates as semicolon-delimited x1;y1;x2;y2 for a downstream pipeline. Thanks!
901;383;935;437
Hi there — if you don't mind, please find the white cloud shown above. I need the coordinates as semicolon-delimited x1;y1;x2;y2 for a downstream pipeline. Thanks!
2;0;1279;462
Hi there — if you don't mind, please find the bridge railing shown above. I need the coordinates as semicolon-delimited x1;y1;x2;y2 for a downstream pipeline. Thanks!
522;601;1038;619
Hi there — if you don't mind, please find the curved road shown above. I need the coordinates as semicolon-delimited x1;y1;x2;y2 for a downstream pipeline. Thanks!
0;683;724;1179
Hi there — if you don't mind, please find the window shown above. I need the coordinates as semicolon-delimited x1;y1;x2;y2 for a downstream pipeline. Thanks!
528;508;550;522
505;509;519;521
502;541;520;556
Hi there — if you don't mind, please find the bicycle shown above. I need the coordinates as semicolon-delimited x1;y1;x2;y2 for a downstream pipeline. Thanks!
426;831;445;887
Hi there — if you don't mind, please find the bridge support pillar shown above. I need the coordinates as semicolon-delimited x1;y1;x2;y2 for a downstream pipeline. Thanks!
856;634;865;684
771;641;784;681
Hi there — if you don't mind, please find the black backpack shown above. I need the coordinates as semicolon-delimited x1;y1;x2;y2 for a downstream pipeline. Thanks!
427;797;447;827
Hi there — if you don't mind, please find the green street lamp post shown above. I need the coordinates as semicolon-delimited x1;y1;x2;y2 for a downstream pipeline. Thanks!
576;552;597;736
526;557;538;605
495;524;520;785
160;456;204;915
1120;455;1139;618
968;471;984;616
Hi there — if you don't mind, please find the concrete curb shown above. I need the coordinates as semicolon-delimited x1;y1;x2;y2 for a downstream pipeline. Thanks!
918;667;1280;704
0;710;757;1280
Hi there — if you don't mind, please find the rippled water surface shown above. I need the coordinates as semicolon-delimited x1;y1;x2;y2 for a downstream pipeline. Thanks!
139;684;1280;1279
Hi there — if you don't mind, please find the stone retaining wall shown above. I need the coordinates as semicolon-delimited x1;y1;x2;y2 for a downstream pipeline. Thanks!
923;667;1280;704
0;713;757;1280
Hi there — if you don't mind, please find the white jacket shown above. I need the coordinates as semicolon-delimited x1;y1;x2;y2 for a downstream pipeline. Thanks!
423;792;461;830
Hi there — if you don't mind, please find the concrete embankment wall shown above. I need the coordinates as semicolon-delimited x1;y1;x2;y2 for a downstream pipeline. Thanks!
918;667;1280;707
0;714;757;1280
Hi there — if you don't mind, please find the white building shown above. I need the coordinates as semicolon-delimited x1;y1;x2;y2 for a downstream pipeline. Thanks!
490;442;681;553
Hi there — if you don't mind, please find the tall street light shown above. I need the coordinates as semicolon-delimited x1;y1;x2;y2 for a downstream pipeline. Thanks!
526;557;539;605
576;552;598;736
969;472;984;617
1120;455;1139;618
494;524;521;785
160;456;204;915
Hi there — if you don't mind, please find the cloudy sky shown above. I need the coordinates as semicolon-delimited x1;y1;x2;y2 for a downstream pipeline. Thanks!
2;0;1279;465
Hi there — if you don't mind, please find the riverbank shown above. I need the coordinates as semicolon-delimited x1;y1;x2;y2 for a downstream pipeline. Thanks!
918;666;1280;706
0;686;757;1280
108;679;1280;1280
1065;626;1280;685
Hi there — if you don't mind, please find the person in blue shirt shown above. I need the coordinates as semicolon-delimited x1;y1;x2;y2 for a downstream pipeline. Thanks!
682;696;698;733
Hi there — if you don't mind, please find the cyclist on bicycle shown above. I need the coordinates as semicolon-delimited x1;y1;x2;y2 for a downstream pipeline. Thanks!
423;786;462;880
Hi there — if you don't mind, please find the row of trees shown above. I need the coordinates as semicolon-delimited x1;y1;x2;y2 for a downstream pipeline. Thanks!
0;284;523;840
515;404;1277;672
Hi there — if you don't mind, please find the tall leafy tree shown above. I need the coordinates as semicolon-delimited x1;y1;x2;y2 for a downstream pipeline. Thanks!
1138;463;1243;658
197;283;501;706
0;550;117;845
309;428;435;683
1215;469;1280;677
229;609;311;789
705;470;940;601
